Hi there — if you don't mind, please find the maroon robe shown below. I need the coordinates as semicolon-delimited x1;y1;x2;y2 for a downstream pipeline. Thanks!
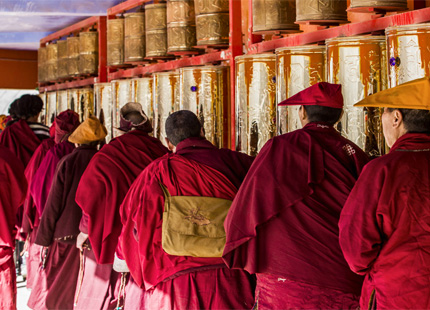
0;145;27;310
339;133;430;309
223;122;369;309
121;143;255;309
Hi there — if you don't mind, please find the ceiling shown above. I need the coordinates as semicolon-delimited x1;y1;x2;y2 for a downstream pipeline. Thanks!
0;0;122;50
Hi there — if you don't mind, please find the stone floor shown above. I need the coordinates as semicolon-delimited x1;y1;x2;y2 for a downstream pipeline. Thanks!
17;276;31;310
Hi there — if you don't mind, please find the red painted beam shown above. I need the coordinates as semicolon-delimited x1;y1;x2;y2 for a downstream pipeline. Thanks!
40;77;99;92
248;7;430;54
98;17;108;82
107;0;154;17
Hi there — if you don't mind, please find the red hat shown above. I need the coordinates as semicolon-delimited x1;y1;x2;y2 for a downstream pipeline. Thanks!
278;82;344;108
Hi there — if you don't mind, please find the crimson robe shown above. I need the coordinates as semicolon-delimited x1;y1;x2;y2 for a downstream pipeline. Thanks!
339;133;430;309
122;151;255;309
0;145;27;310
223;122;369;309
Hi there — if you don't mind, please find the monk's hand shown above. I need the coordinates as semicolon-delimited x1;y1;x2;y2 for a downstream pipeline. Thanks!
76;232;89;251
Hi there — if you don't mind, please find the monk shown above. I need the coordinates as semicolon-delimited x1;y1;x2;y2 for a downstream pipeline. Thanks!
74;102;168;310
339;77;430;309
31;116;106;310
0;145;27;310
120;110;255;309
223;82;369;309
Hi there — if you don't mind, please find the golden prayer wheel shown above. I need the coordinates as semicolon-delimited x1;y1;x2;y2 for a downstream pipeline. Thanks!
276;45;326;135
146;4;167;57
235;54;277;156
111;79;134;134
46;91;57;126
179;66;230;148
46;43;58;81
76;88;94;122
153;72;180;144
146;3;167;30
296;0;347;24
386;23;430;88
124;12;146;62
56;40;68;79
94;83;113;142
194;0;229;14
196;13;229;46
167;23;197;53
67;37;80;77
326;36;387;157
167;0;195;23
350;0;407;11
38;47;47;83
107;18;125;66
57;90;68;113
146;30;168;57
252;0;298;33
79;31;99;75
132;77;154;129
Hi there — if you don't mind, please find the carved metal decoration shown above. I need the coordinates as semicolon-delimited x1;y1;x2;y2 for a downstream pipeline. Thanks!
107;18;125;66
124;12;146;62
38;47;47;83
94;83;113;142
350;0;407;11
133;77;154;129
252;0;299;33
194;0;229;14
146;4;167;57
79;31;98;74
67;37;80;77
196;13;229;45
57;40;68;79
296;0;347;24
46;43;58;81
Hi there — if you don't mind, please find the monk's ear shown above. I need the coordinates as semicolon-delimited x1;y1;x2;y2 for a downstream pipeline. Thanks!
165;138;176;152
392;109;403;128
299;105;307;121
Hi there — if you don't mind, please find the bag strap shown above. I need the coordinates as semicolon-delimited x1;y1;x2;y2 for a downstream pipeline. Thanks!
159;182;171;199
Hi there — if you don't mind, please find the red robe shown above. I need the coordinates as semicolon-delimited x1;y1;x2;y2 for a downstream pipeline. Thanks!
223;122;369;309
0;145;27;310
123;152;255;309
339;133;430;309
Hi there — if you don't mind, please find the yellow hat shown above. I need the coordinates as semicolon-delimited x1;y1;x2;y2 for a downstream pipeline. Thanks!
354;77;430;110
68;115;107;144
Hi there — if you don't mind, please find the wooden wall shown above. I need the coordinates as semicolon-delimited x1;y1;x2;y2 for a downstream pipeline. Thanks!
0;49;38;90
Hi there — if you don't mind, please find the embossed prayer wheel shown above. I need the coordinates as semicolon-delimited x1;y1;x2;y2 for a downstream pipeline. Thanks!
57;90;68;113
350;0;407;12
276;46;326;135
296;0;347;24
94;83;113;142
146;4;168;57
196;13;229;46
124;12;146;62
167;0;196;53
76;88;94;122
153;72;180;144
386;23;430;88
108;18;125;66
179;66;230;148
38;47;47;83
111;79;134;133
46;43;58;81
57;41;68;79
67;88;79;114
252;0;299;33
79;31;98;75
132;77;154;128
194;0;229;14
326;36;388;157
46;91;57;126
67;37;80;77
167;0;195;23
235;54;277;156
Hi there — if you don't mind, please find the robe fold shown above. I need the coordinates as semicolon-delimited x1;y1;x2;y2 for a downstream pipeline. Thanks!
339;133;430;309
0;145;27;310
223;122;369;308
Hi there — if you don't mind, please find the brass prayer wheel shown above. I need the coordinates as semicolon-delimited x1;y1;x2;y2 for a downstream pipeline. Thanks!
350;0;407;11
57;90;68;113
124;12;146;62
196;13;229;46
326;36;388;157
57;40;68;79
276;45;326;135
153;72;180;144
46;91;57;126
46;43;58;81
79;31;99;75
194;0;229;14
167;23;197;53
167;0;195;23
132;77;154;129
111;79;134;133
296;0;347;24
94;83;113;142
179;66;230;148
145;3;167;30
235;54;277;156
252;0;299;33
386;23;430;88
146;4;167;57
67;37;80;77
38;47;47;83
77;88;94;122
107;18;125;66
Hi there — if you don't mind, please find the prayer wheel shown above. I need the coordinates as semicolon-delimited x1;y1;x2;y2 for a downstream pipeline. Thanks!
194;0;228;14
57;90;68;113
76;88;94;122
252;0;298;33
79;31;99;75
46;91;57;126
67;88;79;114
386;23;430;88
153;72;180;144
195;13;229;46
167;0;195;23
57;40;68;79
326;36;388;157
67;37;80;77
38;47;47;83
167;0;196;53
146;4;168;57
179;66;230;148
349;0;407;11
107;18;125;66
296;0;347;24
124;12;146;62
46;43;58;81
111;79;134;134
235;54;277;156
94;83;113;142
132;77;154;128
276;46;326;135
39;92;47;124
